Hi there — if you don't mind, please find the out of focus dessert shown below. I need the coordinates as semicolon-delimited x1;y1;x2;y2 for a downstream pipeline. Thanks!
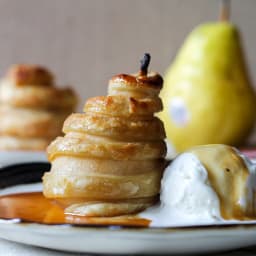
43;54;167;217
140;144;256;226
0;65;77;150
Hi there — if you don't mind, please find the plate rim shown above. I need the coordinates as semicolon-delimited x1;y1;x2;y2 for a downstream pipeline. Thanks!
1;220;256;254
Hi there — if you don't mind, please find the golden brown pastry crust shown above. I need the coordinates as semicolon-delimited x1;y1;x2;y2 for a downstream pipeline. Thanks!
64;198;156;217
47;135;166;161
43;157;163;200
7;64;54;86
43;63;166;216
84;95;163;117
63;113;165;141
108;72;163;98
110;72;163;90
46;156;166;176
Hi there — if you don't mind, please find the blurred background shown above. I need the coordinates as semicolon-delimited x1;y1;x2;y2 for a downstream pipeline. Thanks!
0;0;254;108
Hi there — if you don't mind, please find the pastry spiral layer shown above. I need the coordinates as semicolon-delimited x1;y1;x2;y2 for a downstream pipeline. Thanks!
43;58;166;216
0;65;77;150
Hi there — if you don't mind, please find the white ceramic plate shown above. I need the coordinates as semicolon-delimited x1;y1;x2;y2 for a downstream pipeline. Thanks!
0;184;256;254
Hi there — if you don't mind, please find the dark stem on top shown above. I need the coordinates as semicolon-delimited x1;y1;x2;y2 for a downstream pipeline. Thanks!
140;53;151;76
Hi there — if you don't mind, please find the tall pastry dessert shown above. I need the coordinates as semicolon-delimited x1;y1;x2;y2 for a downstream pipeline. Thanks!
0;65;77;150
43;54;166;217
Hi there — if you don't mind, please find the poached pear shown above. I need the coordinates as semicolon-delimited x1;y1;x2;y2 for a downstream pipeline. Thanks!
160;22;256;153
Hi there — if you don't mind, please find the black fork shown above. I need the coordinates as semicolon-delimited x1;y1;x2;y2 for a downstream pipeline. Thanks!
0;162;51;188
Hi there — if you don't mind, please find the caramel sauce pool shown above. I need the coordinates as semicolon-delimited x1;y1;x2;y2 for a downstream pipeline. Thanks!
0;192;150;227
190;145;252;220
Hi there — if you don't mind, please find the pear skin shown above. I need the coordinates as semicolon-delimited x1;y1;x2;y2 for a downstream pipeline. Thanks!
160;22;256;153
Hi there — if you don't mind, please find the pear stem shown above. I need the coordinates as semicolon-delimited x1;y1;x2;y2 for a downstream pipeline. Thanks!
219;0;231;21
140;53;151;76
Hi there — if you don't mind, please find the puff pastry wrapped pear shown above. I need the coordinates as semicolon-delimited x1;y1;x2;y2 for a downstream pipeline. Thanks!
43;54;167;216
0;65;77;150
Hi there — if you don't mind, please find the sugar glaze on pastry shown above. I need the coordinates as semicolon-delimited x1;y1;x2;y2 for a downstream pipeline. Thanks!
43;54;167;217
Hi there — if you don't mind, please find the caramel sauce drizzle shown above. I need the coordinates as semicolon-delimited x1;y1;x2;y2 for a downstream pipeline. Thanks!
0;192;150;227
190;145;252;220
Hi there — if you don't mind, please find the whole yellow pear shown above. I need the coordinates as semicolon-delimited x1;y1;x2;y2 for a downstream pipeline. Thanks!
160;22;256;153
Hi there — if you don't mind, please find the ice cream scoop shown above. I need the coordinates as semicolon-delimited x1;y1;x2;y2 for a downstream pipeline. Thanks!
140;144;256;226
